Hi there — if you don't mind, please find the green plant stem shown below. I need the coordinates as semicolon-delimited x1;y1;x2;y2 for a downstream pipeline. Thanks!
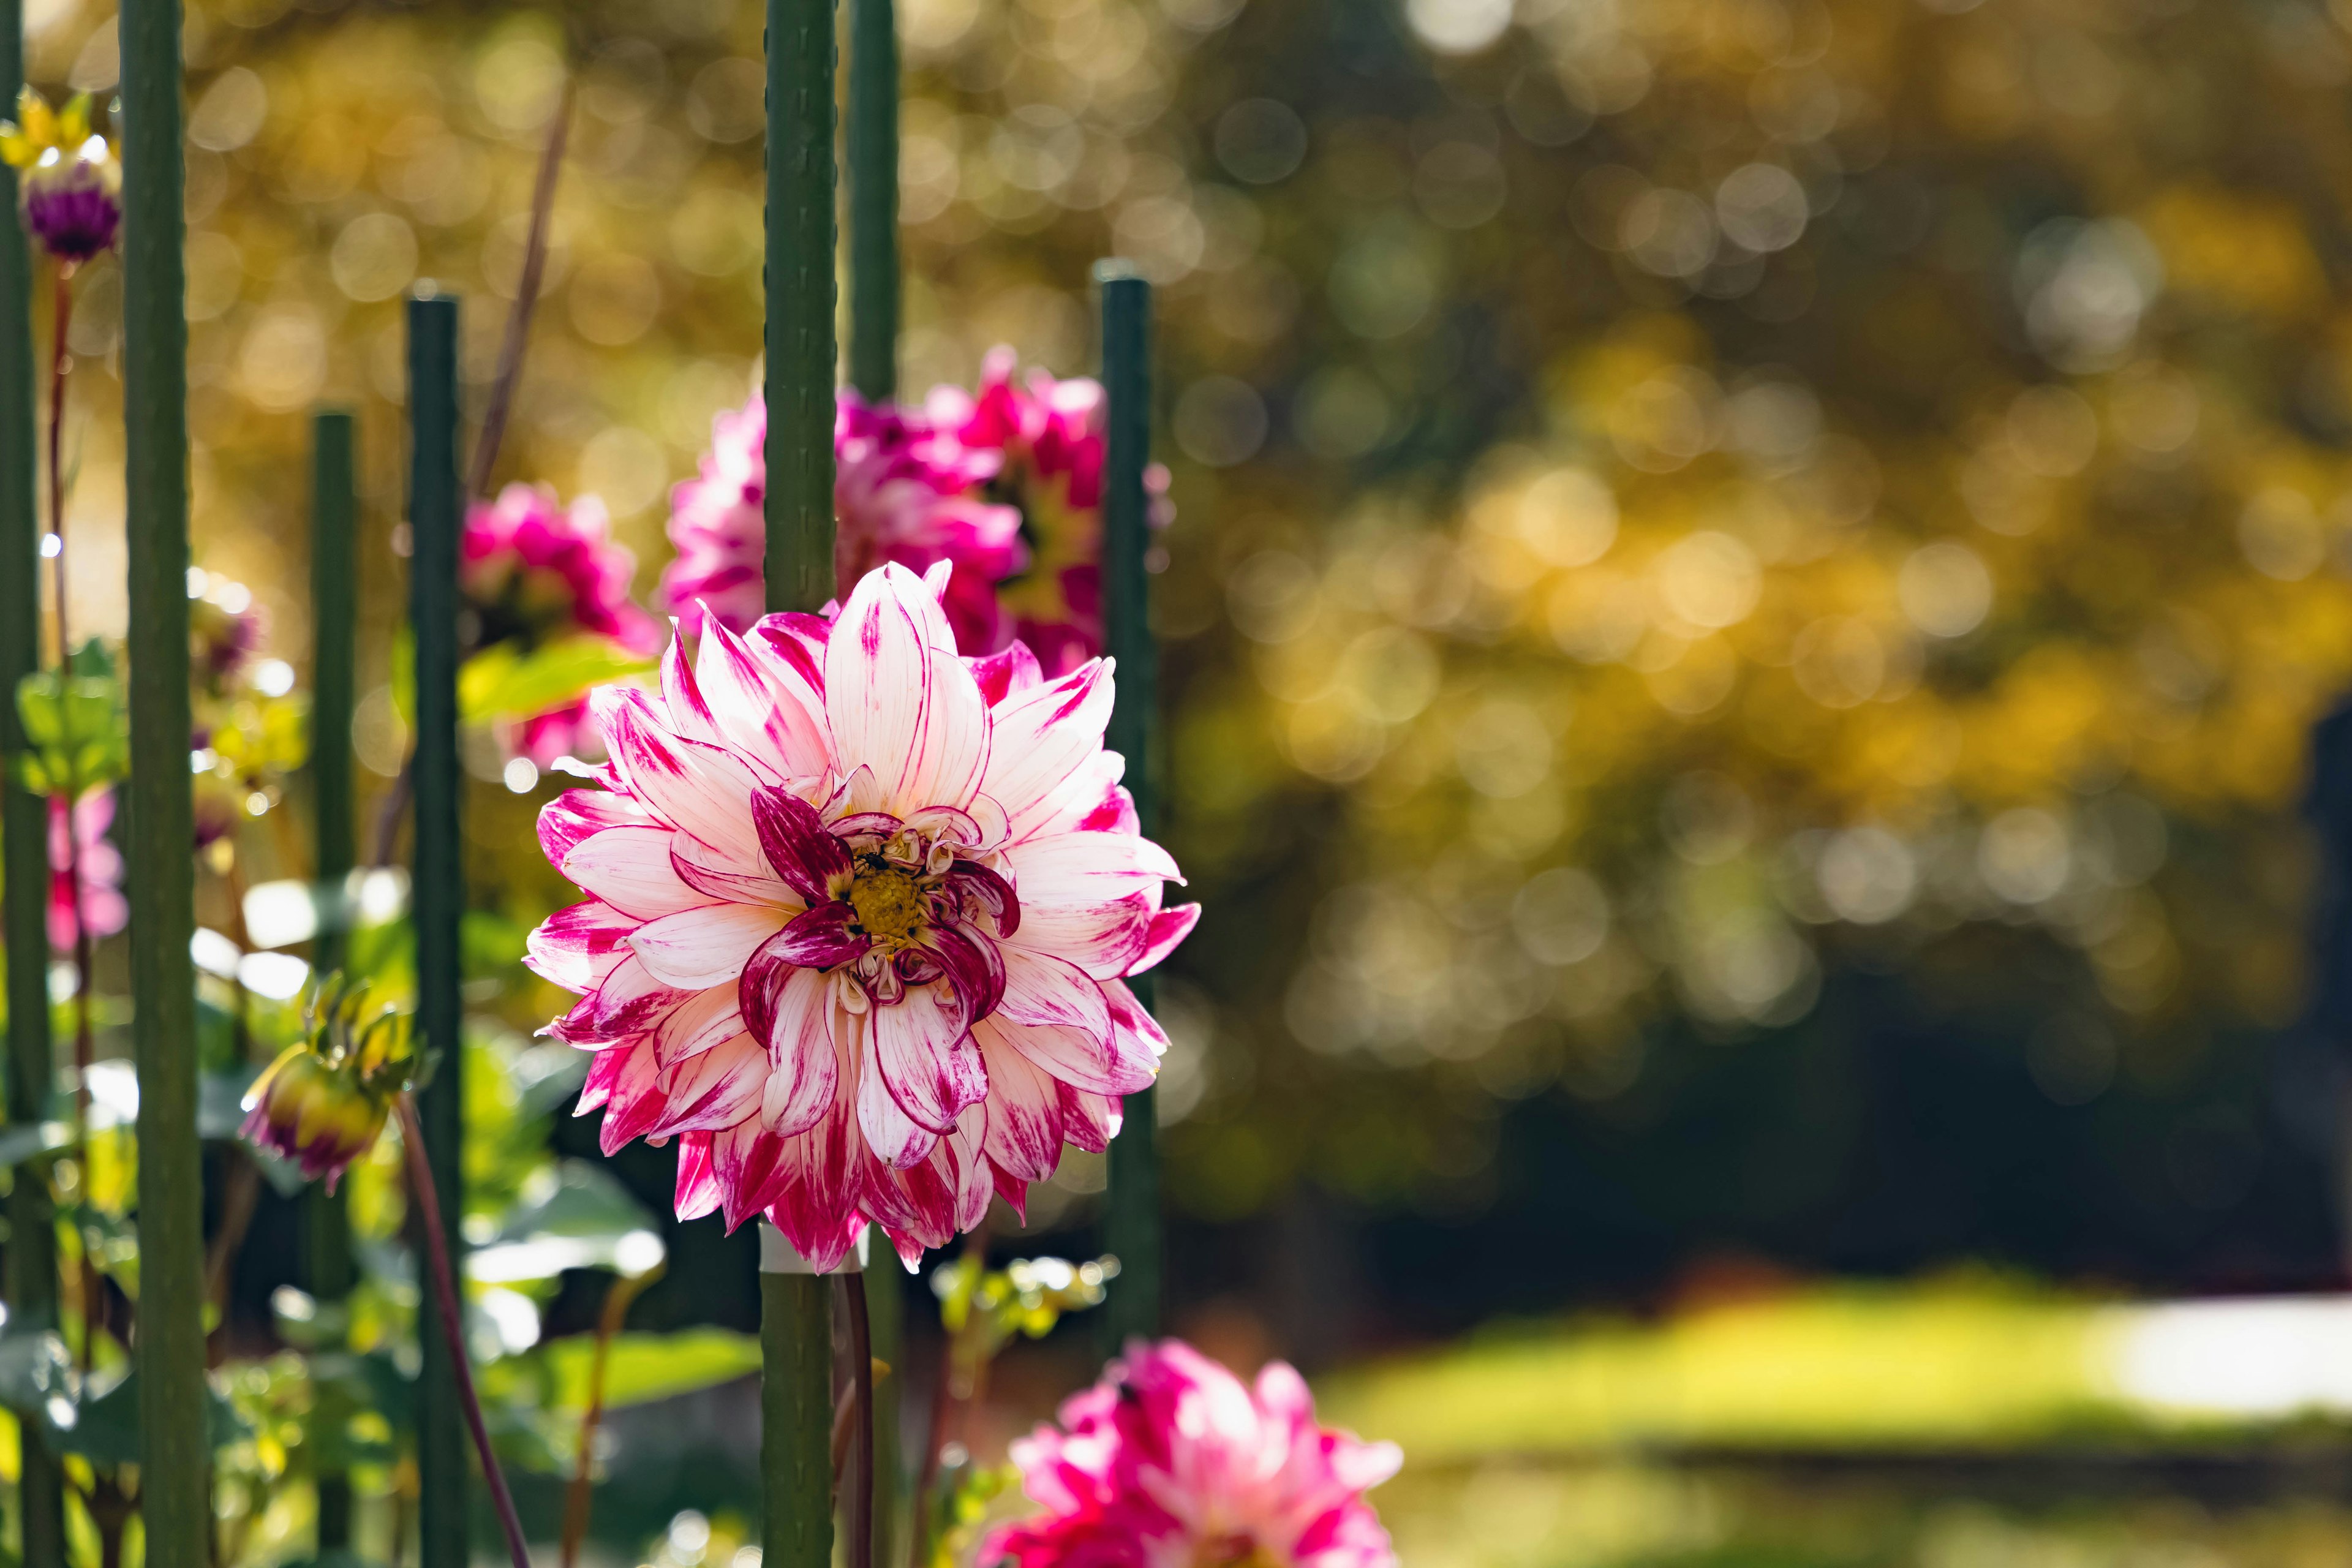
468;77;573;503
1095;267;1162;1352
121;0;206;1558
397;1096;532;1568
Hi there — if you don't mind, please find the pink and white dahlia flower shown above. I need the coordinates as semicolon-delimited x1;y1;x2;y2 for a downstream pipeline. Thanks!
927;349;1174;677
527;563;1197;1269
660;392;1023;650
987;1339;1403;1568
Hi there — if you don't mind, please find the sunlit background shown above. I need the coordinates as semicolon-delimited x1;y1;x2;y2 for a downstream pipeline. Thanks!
37;0;2352;1558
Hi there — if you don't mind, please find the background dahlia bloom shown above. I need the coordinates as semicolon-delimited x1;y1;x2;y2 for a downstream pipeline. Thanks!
462;483;661;763
662;392;1024;650
927;349;1174;677
48;787;127;952
529;563;1197;1268
988;1339;1404;1568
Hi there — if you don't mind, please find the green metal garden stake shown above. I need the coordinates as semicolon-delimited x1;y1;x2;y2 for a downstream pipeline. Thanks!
307;407;359;1552
122;0;207;1559
1095;266;1163;1352
407;292;470;1568
846;0;905;1550
0;0;64;1547
764;0;839;1562
847;0;898;402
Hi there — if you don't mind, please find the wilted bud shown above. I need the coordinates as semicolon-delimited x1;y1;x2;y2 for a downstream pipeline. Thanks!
0;91;119;265
239;977;415;1191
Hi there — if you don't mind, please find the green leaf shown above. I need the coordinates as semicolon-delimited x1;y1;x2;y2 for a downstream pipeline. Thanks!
541;1329;761;1412
459;633;655;725
51;1371;251;1466
0;1121;74;1169
0;1329;72;1412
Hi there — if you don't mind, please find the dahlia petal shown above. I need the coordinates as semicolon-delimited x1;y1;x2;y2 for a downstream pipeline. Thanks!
870;982;989;1133
695;612;831;780
563;826;712;921
1011;751;1124;843
856;1036;938;1169
1004;829;1183;906
950;1104;993;1233
629;902;786;989
945;861;1020;937
647;1035;767;1137
997;946;1113;1044
973;1026;1066;1183
537;788;651;867
995;1016;1150;1098
712;1120;795;1231
762;902;870;971
1006;895;1150;981
566;954;687;1044
919;922;1005;1026
758;966;839;1137
655;984;746;1066
597;1043;670;1155
674;1133;722;1220
905;648;991;815
1103;977;1171;1079
986;660;1115;835
1129;902;1201;977
970;641;1044;705
827;565;935;813
671;831;797;907
660;629;723;748
1057;1084;1118;1154
605;696;774;851
524;899;636;992
752;786;854;902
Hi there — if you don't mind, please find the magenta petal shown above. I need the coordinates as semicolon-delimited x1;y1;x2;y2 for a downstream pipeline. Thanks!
767;903;870;970
946;861;1020;937
871;984;989;1133
921;922;1005;1025
751;785;853;903
1128;902;1200;977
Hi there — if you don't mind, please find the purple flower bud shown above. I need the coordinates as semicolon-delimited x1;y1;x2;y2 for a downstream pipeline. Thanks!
23;156;120;265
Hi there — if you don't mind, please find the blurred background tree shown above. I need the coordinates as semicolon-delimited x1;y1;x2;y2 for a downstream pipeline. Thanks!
33;0;2352;1371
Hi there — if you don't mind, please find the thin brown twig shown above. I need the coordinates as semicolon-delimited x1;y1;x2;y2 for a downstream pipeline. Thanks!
468;75;575;503
559;1261;662;1568
396;1095;533;1568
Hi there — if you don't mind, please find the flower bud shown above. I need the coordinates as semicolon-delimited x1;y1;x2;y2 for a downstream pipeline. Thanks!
0;91;120;265
238;979;414;1191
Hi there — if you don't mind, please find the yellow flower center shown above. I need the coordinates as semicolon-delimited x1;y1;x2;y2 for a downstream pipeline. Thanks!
848;864;925;946
1193;1536;1278;1568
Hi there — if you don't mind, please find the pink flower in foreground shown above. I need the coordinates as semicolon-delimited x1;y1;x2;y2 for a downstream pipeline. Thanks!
987;1340;1403;1568
527;563;1197;1269
661;393;1025;652
928;349;1174;677
48;788;126;953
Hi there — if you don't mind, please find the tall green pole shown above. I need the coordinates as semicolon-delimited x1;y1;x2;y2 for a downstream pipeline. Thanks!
845;0;903;1550
123;0;208;1558
1095;267;1161;1352
0;0;64;1545
846;0;897;402
307;408;358;1553
406;293;469;1568
764;1;837;1563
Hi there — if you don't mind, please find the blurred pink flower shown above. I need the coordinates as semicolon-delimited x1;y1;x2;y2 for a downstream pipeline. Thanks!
927;349;1174;677
464;483;659;652
462;484;660;764
988;1339;1403;1568
660;393;1025;653
49;788;126;953
527;563;1196;1269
